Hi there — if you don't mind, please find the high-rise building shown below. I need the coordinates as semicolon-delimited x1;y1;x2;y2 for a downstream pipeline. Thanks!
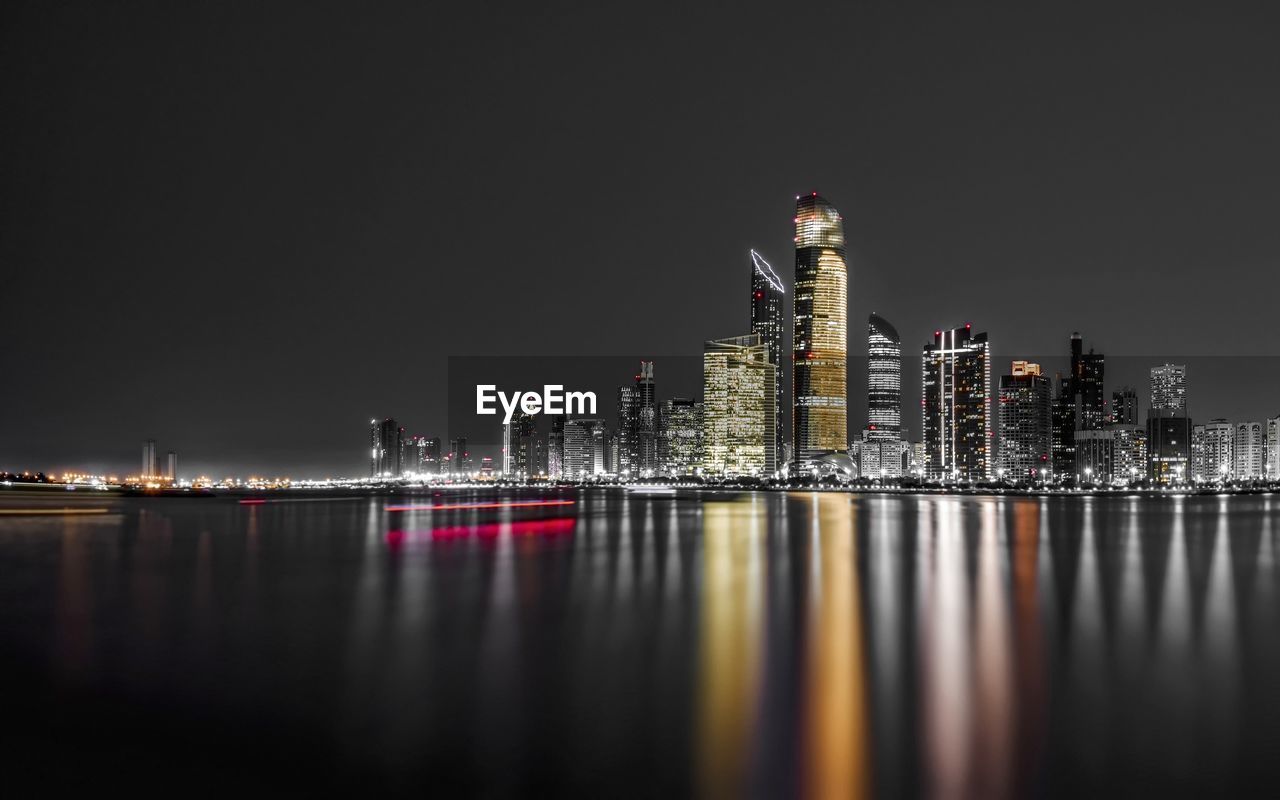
866;313;901;439
1236;421;1265;481
792;192;847;469
998;361;1052;482
548;416;565;479
1050;374;1076;481
922;325;991;481
1201;419;1234;481
142;439;157;478
1150;364;1188;414
564;418;606;479
659;397;704;476
1070;332;1106;431
1191;424;1208;482
503;412;535;477
166;451;177;482
1112;426;1148;484
616;362;657;477
1111;387;1139;426
1268;416;1280;481
703;334;777;476
448;436;469;477
423;437;441;475
751;249;786;460
371;418;401;477
1147;365;1191;485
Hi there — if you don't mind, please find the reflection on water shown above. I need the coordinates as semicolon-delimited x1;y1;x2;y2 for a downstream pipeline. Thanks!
3;490;1280;796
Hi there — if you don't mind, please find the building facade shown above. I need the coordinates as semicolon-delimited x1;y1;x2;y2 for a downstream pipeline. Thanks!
563;419;606;479
703;334;777;476
751;249;785;461
1236;421;1265;480
1269;415;1280;480
792;192;847;470
998;361;1052;482
922;325;991;481
659;397;704;476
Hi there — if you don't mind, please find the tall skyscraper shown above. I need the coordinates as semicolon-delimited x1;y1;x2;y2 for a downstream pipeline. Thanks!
1050;373;1077;480
1150;364;1188;413
1202;419;1234;481
1147;364;1191;484
423;437;441;475
448;436;469;477
564;418;606;479
860;313;903;479
751;249;785;460
792;192;847;469
1268;416;1280;481
1110;387;1139;426
142;438;157;478
503;412;535;476
547;415;565;479
1235;421;1265;480
616;362;657;477
1070;332;1106;431
998;361;1052;482
369;418;401;477
166;451;177;482
703;334;777;476
922;325;991;481
659;397;704;476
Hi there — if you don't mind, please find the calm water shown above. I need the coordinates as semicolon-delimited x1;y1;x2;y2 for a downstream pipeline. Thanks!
3;489;1280;797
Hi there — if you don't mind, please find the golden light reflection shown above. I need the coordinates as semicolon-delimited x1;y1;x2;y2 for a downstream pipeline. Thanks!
697;501;765;800
804;493;869;800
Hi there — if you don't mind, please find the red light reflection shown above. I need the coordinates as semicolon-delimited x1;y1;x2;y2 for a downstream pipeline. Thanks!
385;499;575;512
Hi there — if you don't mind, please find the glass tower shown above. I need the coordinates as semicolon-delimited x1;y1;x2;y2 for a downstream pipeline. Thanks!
750;249;785;461
703;334;777;476
922;325;991;481
792;193;847;469
866;313;901;438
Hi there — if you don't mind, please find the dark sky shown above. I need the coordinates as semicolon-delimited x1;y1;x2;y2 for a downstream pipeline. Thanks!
4;1;1280;477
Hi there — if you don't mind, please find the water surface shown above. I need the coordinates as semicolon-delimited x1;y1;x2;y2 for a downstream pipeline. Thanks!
2;489;1278;797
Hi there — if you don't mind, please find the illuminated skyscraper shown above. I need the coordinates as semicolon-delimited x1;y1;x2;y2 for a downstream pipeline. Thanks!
1202;419;1234;481
703;334;777;476
166;451;177;482
142;438;157;478
547;415;565;479
503;412;535;477
616;362;657;477
1147;364;1190;484
859;313;903;479
448;436;469;477
564;418;606;479
1070;332;1106;430
998;361;1052;482
792;192;847;469
1268;415;1280;480
1110;387;1139;425
1150;364;1187;413
422;437;441;475
922;325;991;481
751;249;785;459
659;397;704;476
1236;421;1265;480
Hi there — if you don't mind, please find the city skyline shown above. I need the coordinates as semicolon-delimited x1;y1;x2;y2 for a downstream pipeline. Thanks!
7;4;1280;476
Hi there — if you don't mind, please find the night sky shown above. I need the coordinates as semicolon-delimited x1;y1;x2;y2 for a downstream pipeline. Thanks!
3;1;1280;477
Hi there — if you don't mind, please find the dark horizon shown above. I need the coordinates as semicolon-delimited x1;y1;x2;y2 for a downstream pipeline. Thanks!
5;2;1280;476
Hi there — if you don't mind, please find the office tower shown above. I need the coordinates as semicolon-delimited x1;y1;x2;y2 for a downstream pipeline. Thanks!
1070;332;1106;430
423;437;441;475
751;249;785;459
1269;416;1280;480
792;192;848;469
372;418;401;476
922;325;991;481
503;412;535;476
857;313;903;479
142;439;157;478
998;361;1052;482
1050;374;1076;480
616;384;637;475
166;451;177;482
1200;419;1233;480
1191;424;1208;481
659;397;704;476
1111;387;1139;426
448;437;469;477
369;420;379;477
547;416;565;479
564;419;607;479
1111;426;1148;484
1147;365;1191;484
1236;421;1265;480
615;362;657;477
1150;364;1187;413
1074;430;1114;483
703;334;777;476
